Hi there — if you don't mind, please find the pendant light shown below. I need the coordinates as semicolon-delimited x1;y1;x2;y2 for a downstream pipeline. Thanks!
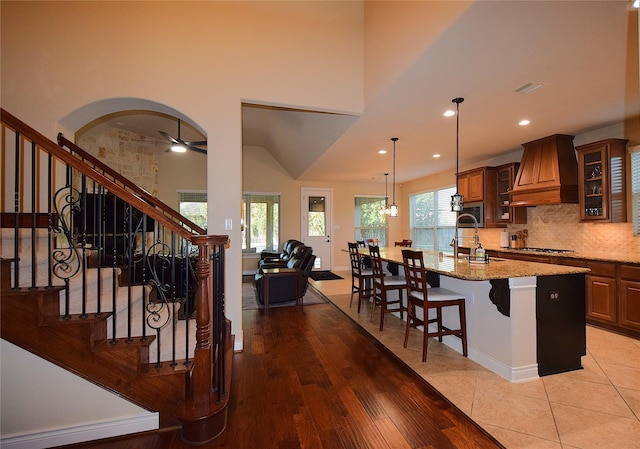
379;173;391;215
389;137;399;217
450;97;465;212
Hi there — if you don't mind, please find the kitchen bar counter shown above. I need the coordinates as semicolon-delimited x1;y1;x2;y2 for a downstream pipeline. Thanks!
355;246;588;382
366;246;590;280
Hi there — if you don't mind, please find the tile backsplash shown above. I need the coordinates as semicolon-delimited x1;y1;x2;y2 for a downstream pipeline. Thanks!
479;204;640;256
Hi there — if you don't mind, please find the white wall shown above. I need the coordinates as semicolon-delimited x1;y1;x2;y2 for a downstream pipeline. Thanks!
0;340;157;447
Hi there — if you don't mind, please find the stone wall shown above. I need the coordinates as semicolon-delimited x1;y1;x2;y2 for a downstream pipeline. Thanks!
479;204;640;257
77;127;162;197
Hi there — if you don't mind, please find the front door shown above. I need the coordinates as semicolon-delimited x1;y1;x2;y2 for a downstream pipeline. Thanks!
301;188;333;271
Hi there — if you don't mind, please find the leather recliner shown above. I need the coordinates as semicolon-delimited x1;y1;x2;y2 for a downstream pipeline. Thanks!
254;245;315;304
258;239;305;268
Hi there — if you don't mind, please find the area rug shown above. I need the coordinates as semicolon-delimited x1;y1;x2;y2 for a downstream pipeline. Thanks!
242;281;330;310
309;270;343;281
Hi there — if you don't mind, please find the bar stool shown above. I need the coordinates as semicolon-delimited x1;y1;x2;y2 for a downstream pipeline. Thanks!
369;245;406;331
401;249;468;362
348;242;374;312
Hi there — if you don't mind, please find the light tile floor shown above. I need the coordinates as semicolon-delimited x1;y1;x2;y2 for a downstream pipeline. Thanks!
310;271;640;449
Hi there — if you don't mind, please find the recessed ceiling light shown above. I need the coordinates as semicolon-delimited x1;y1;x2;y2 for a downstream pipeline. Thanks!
634;0;639;8
443;110;455;117
432;154;441;158
378;149;387;154
519;119;531;126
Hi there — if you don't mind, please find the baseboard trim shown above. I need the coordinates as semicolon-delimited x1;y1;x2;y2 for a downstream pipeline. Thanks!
0;412;159;449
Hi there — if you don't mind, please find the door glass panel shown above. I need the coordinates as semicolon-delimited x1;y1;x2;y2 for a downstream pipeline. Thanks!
308;196;326;236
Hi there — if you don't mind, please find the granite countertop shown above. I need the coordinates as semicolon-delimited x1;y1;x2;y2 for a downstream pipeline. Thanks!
369;247;590;282
484;247;640;265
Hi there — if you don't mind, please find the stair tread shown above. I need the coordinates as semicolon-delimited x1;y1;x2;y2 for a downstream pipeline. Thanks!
141;360;193;376
1;285;66;295
93;335;156;351
43;312;114;326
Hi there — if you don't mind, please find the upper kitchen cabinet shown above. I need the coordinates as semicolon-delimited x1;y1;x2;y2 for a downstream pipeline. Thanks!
457;167;488;202
510;134;578;207
495;163;527;226
576;138;628;223
457;166;500;227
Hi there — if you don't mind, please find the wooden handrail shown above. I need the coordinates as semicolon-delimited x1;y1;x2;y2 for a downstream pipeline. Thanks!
56;133;205;235
1;108;196;240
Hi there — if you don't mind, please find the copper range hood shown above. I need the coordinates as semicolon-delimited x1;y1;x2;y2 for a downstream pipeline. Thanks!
510;134;579;207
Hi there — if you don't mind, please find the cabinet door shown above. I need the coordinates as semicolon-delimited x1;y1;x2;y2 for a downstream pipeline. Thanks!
586;275;617;323
467;170;484;202
458;174;470;200
577;139;628;223
619;281;640;331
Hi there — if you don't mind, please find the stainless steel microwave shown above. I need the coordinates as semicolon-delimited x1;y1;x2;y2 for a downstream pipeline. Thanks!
458;202;484;228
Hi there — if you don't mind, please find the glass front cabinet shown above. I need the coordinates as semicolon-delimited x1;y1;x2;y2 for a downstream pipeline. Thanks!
576;138;628;223
495;162;527;226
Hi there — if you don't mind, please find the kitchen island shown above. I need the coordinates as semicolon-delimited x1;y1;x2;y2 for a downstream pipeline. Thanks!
361;247;590;382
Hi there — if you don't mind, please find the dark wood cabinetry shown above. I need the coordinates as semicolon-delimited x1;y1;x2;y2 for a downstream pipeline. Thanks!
576;138;628;223
488;250;640;338
457;167;490;203
495;163;527;226
619;265;640;331
510;134;578;206
586;276;617;324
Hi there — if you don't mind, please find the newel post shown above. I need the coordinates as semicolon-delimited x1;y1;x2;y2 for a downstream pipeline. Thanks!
176;234;232;445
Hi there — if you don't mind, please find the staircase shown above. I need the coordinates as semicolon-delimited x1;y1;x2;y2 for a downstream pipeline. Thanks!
0;109;233;445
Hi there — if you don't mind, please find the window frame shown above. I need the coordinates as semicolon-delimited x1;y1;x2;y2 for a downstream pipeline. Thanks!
409;185;457;252
242;192;281;254
354;195;388;246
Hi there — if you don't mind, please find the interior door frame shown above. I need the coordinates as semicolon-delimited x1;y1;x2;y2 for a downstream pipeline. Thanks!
300;187;333;271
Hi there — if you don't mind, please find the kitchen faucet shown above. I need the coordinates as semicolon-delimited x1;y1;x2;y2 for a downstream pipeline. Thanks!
451;213;480;258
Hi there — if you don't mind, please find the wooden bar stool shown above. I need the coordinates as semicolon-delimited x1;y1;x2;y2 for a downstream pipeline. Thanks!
401;249;468;362
348;242;374;312
369;245;406;331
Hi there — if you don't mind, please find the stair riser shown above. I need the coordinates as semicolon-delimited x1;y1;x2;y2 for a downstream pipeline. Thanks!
2;239;196;362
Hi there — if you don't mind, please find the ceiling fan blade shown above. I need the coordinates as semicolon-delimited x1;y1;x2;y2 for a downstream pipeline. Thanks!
186;144;207;154
158;130;180;144
185;140;207;146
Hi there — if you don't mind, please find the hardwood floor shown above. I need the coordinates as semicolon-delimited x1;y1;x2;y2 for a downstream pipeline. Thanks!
55;303;504;449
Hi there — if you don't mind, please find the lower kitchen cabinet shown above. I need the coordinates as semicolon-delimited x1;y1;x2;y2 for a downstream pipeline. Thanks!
585;261;618;325
619;265;640;332
586;275;617;324
489;250;640;337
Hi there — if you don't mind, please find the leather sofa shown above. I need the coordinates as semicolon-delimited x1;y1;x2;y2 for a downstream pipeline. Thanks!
254;244;315;304
258;239;305;268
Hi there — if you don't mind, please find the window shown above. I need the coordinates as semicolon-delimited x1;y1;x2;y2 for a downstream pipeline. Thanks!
410;186;457;252
242;193;280;253
631;147;640;236
179;191;208;230
354;196;387;246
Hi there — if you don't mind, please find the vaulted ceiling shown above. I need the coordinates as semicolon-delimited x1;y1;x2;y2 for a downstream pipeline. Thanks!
97;1;640;185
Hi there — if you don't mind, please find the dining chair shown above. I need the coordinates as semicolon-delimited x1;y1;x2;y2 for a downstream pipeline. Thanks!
401;249;468;362
348;242;374;312
394;239;412;247
369;245;406;331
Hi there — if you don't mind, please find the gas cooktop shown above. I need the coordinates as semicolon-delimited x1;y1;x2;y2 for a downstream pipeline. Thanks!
514;247;575;254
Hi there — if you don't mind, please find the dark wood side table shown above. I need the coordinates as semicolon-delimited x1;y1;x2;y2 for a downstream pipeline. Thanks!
260;267;303;315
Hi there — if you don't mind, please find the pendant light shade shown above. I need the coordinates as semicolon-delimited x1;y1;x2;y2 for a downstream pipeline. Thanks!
390;137;399;217
450;97;465;212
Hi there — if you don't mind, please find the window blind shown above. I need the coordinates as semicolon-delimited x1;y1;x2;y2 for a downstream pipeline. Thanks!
631;147;640;236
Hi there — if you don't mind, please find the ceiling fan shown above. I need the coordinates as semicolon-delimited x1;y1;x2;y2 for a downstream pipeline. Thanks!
158;119;207;154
